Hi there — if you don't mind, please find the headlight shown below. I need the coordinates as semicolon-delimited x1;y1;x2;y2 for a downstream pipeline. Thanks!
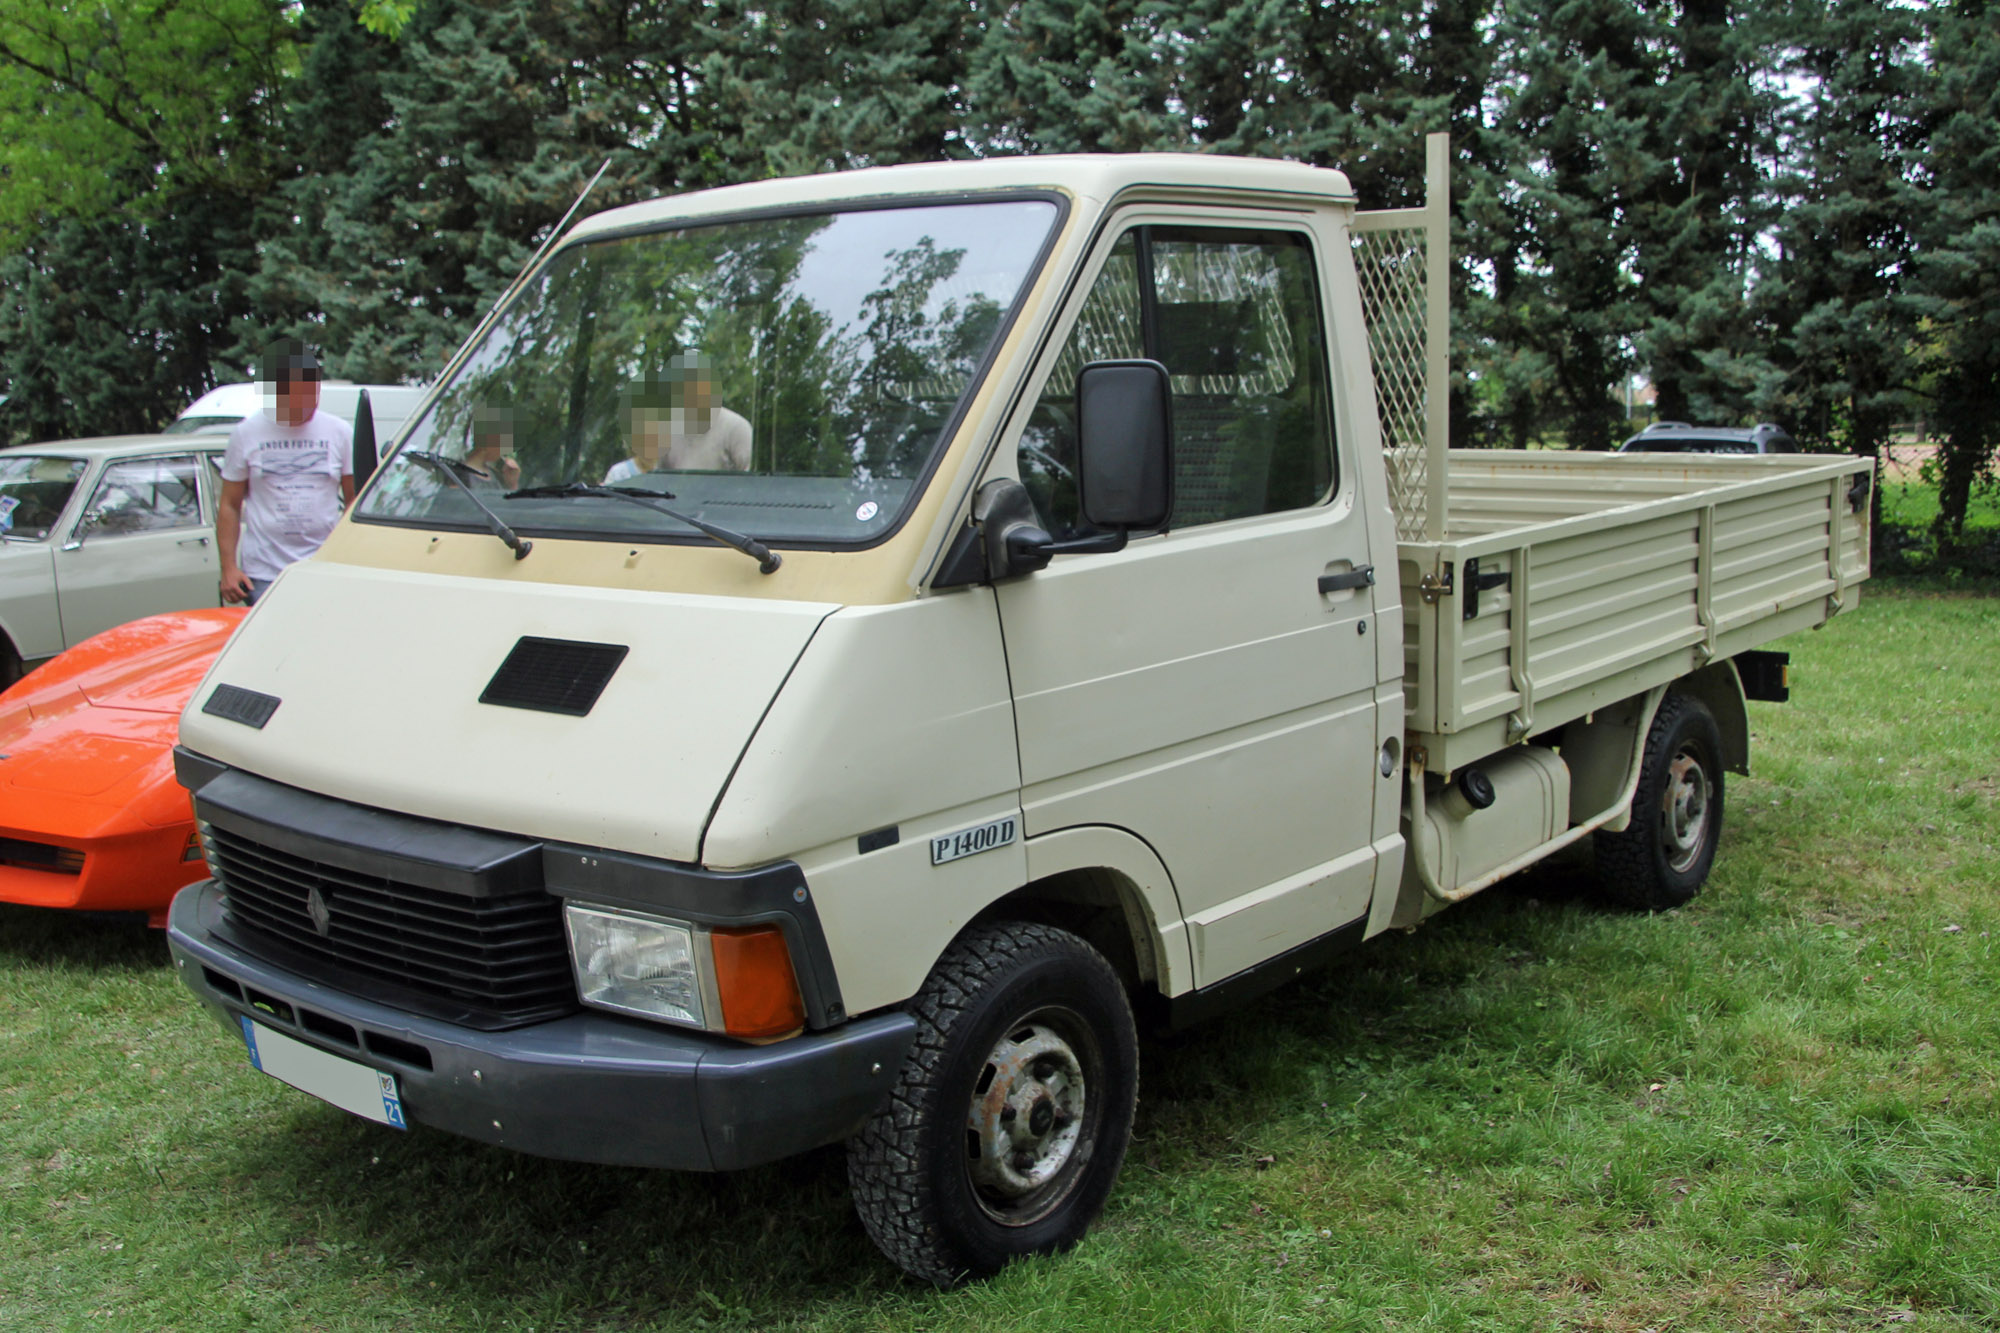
563;903;807;1040
564;905;709;1027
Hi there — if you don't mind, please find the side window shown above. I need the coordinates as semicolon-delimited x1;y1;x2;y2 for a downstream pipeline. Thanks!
85;456;204;537
1019;225;1336;535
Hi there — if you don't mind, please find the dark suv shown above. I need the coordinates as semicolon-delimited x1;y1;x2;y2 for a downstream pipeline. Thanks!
1618;421;1798;455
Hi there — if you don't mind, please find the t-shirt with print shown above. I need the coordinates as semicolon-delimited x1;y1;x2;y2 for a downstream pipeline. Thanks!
222;408;354;581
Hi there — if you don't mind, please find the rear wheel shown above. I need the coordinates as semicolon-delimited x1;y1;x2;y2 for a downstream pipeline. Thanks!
1594;691;1725;911
846;922;1138;1286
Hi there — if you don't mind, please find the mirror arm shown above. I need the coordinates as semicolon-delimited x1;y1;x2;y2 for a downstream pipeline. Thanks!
1036;529;1128;558
999;523;1128;575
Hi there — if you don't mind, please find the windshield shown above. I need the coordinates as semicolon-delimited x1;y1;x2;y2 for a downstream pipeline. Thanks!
358;198;1060;547
0;454;87;540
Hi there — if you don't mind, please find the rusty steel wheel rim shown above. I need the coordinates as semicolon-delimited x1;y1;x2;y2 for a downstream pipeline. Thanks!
963;1007;1094;1226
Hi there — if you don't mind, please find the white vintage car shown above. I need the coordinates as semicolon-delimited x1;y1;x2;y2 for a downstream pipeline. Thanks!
0;385;427;684
0;434;233;684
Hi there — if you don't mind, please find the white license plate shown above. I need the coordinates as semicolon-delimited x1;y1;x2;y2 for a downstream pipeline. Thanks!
240;1017;407;1129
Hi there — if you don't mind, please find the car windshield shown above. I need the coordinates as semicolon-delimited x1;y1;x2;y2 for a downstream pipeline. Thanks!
357;198;1060;547
0;454;87;540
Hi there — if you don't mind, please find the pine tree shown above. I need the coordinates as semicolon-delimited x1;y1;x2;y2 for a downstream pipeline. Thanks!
1911;0;2000;548
1755;0;1926;466
0;191;258;442
963;0;1181;152
703;0;977;174
1628;0;1780;426
251;0;740;384
1495;0;1664;449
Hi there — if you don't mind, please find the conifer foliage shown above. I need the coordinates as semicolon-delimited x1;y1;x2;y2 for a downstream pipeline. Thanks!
0;0;1990;541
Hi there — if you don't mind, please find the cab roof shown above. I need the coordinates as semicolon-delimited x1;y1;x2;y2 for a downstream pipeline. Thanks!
568;154;1358;243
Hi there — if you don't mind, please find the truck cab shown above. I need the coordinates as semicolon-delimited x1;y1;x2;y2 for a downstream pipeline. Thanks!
165;153;1866;1285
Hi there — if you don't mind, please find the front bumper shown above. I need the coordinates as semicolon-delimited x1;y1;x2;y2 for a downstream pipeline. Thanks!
168;881;915;1171
0;824;202;922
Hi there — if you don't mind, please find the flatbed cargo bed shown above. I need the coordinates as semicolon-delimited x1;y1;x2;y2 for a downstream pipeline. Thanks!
1395;449;1871;771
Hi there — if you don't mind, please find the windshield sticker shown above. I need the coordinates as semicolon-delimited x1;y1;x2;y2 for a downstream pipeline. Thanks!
931;815;1018;866
855;501;878;522
0;495;17;531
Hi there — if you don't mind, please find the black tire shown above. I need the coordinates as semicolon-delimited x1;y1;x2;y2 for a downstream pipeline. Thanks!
1594;691;1725;911
846;921;1139;1286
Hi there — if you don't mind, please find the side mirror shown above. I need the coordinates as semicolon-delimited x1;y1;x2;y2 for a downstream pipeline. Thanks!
1076;359;1172;531
931;360;1175;588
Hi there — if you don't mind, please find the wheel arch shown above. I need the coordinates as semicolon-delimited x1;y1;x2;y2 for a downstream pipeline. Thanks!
1673;661;1751;776
970;825;1194;1000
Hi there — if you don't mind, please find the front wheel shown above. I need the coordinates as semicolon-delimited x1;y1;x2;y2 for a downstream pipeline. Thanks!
1593;691;1725;911
846;922;1139;1286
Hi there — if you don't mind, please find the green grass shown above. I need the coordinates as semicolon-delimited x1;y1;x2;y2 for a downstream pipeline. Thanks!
5;587;1998;1331
1880;478;2000;534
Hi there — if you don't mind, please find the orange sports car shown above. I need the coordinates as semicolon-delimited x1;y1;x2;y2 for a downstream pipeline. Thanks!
0;607;242;926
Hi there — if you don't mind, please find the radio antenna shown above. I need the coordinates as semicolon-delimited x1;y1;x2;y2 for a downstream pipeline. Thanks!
427;158;615;390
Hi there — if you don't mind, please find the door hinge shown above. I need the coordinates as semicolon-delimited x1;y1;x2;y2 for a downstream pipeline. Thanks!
1462;557;1512;620
1418;566;1453;605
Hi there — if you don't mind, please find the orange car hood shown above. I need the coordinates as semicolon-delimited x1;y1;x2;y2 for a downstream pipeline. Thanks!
0;609;242;822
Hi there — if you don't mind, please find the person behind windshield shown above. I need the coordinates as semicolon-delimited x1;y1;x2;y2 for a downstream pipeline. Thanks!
464;405;522;489
604;353;752;482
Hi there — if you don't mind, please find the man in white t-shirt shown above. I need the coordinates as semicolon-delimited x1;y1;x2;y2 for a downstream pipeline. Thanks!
218;341;355;604
604;353;752;483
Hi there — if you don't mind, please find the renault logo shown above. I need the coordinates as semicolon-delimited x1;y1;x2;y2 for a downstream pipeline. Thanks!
307;886;332;936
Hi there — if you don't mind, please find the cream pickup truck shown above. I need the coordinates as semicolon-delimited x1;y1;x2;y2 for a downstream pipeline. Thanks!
165;141;1871;1284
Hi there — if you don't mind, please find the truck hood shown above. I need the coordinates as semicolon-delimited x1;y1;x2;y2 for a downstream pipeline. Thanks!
177;561;836;865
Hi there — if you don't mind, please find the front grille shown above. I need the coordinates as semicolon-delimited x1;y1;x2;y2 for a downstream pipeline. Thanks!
207;825;574;1026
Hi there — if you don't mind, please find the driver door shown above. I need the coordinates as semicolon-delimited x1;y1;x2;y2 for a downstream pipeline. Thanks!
995;212;1388;988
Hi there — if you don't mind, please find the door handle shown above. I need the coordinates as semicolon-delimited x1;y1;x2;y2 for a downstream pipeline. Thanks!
178;536;211;548
1317;565;1375;594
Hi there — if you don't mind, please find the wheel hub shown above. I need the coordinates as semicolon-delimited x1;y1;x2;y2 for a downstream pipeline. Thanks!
966;1022;1087;1209
1661;747;1711;872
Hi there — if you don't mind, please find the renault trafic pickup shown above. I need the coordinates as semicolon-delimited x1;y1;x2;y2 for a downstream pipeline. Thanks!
166;140;1870;1284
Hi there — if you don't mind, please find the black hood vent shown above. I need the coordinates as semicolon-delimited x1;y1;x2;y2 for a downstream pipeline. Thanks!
479;637;629;717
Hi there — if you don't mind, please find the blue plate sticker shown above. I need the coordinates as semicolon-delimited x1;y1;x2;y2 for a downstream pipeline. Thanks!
378;1072;407;1128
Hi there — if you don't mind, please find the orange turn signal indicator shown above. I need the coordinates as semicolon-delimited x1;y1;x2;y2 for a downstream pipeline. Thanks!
708;925;806;1041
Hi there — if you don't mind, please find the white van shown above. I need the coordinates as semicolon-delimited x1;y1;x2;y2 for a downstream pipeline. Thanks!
166;382;428;446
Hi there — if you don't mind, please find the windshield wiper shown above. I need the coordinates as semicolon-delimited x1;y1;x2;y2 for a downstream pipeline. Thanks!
505;483;781;574
402;451;532;560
